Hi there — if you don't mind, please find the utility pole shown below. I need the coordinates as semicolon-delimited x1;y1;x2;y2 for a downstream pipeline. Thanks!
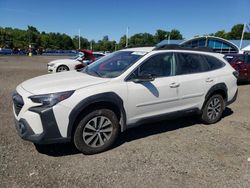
126;27;129;48
239;23;246;50
78;29;81;50
90;41;92;50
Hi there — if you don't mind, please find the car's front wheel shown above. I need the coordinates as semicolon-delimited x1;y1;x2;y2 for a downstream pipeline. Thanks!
201;94;225;124
57;65;69;72
73;109;119;154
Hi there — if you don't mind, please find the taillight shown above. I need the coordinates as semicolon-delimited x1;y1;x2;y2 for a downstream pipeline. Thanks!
233;71;239;79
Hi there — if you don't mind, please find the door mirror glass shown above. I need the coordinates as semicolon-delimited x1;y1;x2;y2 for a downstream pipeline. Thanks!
133;73;155;83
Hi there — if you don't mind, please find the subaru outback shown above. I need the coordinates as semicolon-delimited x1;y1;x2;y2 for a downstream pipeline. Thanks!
12;45;238;154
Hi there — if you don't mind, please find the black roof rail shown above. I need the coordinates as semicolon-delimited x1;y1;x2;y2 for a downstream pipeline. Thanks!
153;44;215;53
123;44;154;49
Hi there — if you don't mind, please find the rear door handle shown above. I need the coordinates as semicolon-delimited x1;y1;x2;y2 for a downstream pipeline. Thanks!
169;82;180;88
206;78;214;82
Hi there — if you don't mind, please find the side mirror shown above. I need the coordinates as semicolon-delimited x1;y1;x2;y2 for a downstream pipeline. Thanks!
133;73;155;83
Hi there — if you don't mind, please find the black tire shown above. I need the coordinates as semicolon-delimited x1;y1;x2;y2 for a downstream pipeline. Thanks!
73;109;119;155
201;94;225;124
56;65;69;72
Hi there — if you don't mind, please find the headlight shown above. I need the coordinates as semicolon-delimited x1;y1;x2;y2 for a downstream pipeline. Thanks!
29;90;74;107
48;63;54;67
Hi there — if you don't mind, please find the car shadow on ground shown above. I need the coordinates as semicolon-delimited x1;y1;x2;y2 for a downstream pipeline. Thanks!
34;107;233;157
114;107;233;148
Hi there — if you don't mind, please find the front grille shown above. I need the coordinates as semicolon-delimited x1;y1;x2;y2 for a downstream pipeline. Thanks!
12;91;24;116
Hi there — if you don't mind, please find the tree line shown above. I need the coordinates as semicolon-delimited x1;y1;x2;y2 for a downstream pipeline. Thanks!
0;24;249;52
210;24;250;40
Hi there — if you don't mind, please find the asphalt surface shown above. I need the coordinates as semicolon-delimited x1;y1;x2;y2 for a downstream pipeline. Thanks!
0;56;250;188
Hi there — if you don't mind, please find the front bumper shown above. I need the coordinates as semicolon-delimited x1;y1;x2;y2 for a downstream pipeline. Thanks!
13;89;70;144
14;106;70;144
47;65;57;73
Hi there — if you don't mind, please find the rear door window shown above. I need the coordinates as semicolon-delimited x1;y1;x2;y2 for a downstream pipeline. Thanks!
175;53;210;75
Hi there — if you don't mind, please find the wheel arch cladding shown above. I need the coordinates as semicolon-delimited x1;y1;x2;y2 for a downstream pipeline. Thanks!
67;92;126;138
204;83;228;108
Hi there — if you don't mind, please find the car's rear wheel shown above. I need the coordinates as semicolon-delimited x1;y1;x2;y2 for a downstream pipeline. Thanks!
201;94;224;124
73;109;119;155
57;65;69;72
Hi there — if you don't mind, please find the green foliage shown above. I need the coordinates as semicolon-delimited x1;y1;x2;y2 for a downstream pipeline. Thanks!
169;29;183;40
154;29;168;43
129;33;155;46
118;35;126;49
211;24;250;40
0;24;249;51
228;24;244;39
213;30;228;39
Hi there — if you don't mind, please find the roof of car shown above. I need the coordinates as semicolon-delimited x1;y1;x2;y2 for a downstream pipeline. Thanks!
120;46;226;60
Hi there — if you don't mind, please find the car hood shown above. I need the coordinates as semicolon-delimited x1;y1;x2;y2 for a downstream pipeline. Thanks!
21;71;110;95
48;59;77;65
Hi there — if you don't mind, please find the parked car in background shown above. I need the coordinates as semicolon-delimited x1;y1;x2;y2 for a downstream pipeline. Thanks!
47;49;105;73
13;45;238;154
13;49;27;55
47;52;84;73
0;48;12;55
93;52;106;60
224;53;250;82
74;51;106;70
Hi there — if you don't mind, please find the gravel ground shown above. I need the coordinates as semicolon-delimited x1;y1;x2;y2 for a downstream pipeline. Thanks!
0;56;250;188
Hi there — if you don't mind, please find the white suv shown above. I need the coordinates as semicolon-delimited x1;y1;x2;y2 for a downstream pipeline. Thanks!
12;45;238;154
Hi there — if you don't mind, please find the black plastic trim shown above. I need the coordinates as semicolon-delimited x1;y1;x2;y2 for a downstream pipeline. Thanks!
12;91;24;116
154;44;215;53
68;92;126;137
14;118;69;144
205;83;228;102
226;89;238;106
127;108;200;129
25;106;69;144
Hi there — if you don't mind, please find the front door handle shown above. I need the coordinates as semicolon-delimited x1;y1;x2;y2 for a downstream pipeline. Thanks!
169;82;180;88
206;78;214;82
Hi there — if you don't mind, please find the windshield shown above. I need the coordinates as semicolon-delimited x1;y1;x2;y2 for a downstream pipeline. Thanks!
81;51;145;78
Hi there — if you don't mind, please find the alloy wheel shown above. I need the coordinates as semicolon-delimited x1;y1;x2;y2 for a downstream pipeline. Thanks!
57;66;68;72
82;116;113;148
207;97;221;120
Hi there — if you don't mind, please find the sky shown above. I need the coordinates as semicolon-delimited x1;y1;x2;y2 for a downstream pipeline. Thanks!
0;0;250;42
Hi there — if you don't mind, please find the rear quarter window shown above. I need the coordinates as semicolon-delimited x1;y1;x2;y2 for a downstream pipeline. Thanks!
203;55;225;70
